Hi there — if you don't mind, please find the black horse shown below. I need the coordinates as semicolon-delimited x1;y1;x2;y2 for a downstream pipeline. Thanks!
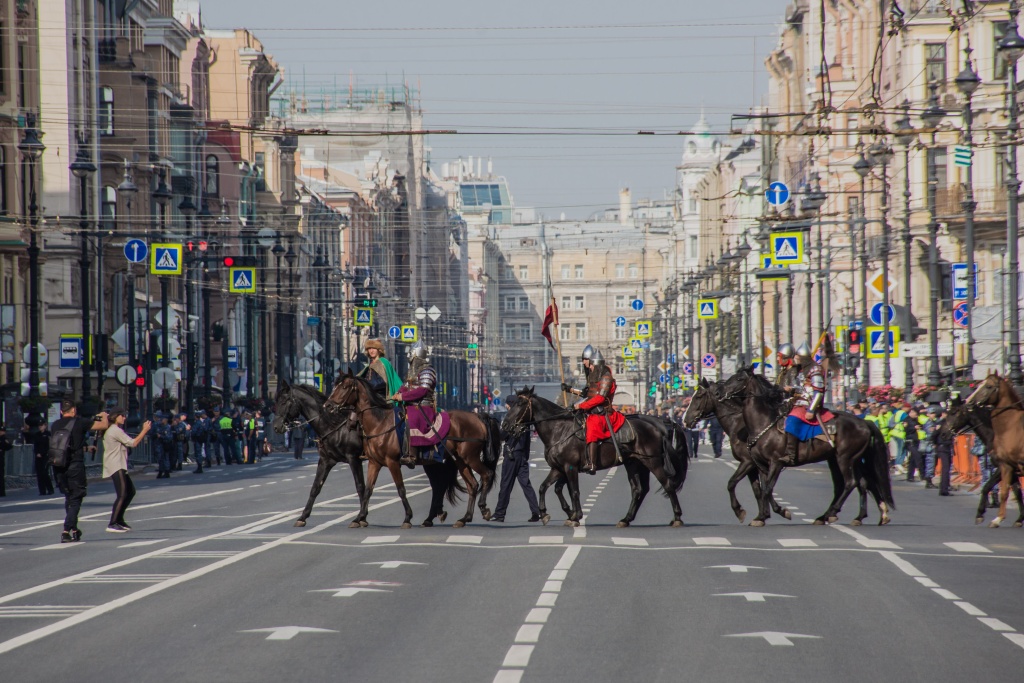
942;398;1024;526
502;387;688;527
272;381;459;528
715;368;894;525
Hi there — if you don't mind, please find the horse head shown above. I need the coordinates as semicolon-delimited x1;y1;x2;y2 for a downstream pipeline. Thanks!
271;382;298;434
502;385;535;433
683;378;718;428
720;366;753;399
326;374;362;411
966;373;1002;408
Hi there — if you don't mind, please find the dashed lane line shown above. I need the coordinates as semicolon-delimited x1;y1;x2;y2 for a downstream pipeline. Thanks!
361;535;400;544
611;537;648;547
831;524;902;550
944;542;992;554
693;537;731;547
778;539;817;548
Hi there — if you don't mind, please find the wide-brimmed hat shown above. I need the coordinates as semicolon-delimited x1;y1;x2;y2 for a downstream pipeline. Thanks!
365;339;386;355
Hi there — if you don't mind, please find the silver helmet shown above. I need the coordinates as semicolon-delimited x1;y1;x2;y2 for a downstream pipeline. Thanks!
777;342;796;359
590;347;605;363
581;344;596;361
410;343;428;361
794;342;812;363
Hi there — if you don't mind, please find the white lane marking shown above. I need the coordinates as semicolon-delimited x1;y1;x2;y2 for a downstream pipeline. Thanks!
71;574;177;584
31;542;86;551
611;537;648;547
161;551;240;559
1004;633;1024;650
446;535;483;544
933;588;961;601
250;485;262;488
778;539;817;548
693;537;731;546
312;587;391;598
530;536;564;544
502;644;534;667
241;626;338;641
706;565;763;574
715;592;794;603
944;542;992;554
0;606;95;618
914;577;939;588
541;581;562;593
493;671;523;683
792;512;806;516
725;631;821;647
537;594;558;607
363;561;425;570
0;488;246;539
515;624;544;643
877;552;925;578
555;546;581;570
547;570;568;581
978;618;1014;632
525;608;550;623
117;539;167;549
361;536;400;544
832;525;901;550
955;602;986;616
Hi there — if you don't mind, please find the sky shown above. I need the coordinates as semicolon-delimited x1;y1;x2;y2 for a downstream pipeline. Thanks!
200;0;792;218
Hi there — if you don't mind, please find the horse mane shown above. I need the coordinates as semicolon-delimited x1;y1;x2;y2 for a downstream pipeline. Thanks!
745;371;787;405
346;375;392;420
289;383;328;403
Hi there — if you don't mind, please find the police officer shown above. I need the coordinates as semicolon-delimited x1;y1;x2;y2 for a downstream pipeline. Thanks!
152;413;174;478
172;413;189;470
707;413;725;458
492;400;541;523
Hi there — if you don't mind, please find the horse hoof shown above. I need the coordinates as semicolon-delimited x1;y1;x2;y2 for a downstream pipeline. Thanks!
880;516;891;526
420;520;434;528
1015;522;1023;528
812;519;825;526
737;510;746;524
976;517;984;525
401;522;412;529
750;520;765;527
670;520;684;528
783;510;792;520
359;520;369;528
348;521;362;529
439;511;448;523
571;521;580;527
541;514;550;526
482;511;492;521
850;519;862;527
989;519;1002;529
564;520;575;527
452;520;466;529
294;520;307;528
828;516;838;524
616;521;629;528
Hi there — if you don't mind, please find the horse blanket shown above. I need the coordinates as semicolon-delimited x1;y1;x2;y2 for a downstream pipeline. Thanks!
407;404;451;447
784;405;835;441
585;410;626;442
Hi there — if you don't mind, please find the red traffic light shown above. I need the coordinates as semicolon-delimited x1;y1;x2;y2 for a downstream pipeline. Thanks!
134;364;146;387
186;241;194;252
482;385;489;396
222;256;235;268
199;240;208;252
848;329;863;354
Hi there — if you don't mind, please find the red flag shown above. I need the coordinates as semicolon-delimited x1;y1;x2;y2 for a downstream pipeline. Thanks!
541;302;558;349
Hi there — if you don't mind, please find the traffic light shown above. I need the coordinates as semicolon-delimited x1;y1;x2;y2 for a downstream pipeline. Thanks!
134;363;146;387
847;328;863;354
482;385;490;397
222;255;235;268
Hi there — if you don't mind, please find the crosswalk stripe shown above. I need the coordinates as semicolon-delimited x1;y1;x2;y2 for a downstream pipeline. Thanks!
611;537;648;546
944;542;991;554
361;536;400;544
693;537;731;546
529;536;563;544
778;539;817;548
446;535;482;544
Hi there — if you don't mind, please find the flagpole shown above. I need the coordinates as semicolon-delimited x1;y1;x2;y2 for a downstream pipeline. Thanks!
550;296;568;405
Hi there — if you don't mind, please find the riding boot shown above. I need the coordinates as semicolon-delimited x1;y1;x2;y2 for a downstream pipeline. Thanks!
583;441;599;475
781;433;799;466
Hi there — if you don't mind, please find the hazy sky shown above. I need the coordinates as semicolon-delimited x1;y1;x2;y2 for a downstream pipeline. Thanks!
201;0;791;218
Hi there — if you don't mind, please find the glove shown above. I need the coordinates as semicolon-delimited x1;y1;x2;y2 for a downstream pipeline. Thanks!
561;383;573;393
573;400;586;410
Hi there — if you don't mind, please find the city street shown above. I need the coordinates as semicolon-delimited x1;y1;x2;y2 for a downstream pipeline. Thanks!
1;443;1022;682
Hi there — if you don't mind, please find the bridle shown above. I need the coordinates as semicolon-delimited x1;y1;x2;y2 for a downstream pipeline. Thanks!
507;395;584;447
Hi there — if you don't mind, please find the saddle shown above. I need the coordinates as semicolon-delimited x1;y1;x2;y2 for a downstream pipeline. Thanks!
774;413;837;444
609;417;637;448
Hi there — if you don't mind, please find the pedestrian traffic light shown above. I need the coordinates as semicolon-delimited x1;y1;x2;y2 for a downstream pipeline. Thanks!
135;363;146;387
222;255;235;268
847;328;863;354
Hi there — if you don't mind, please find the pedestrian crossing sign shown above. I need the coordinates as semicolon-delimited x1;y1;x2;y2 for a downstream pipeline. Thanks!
400;324;419;343
629;337;642;349
770;232;803;264
353;307;373;327
697;299;719;320
635;320;652;339
622;346;635;359
313;374;324;391
150;243;183;275
866;326;900;359
229;267;257;293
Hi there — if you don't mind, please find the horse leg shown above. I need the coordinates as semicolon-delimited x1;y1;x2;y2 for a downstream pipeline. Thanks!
350;457;369;526
1013;480;1024;528
470;449;496;521
554;479;572;517
647;464;682;527
295;457;337;528
419;464;444;527
454;464;479;528
537;469;562;526
991;465;1015;528
385;460;414;529
752;461;783;527
976;469;1001;524
616;462;643;528
565;469;583;526
818;457;844;524
360;459;383;528
727;459;752;523
822;458;862;523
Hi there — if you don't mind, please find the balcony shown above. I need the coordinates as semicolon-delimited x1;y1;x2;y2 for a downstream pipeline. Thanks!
936;185;1007;220
906;0;947;18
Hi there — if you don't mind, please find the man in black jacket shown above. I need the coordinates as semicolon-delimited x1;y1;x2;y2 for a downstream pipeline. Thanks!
493;406;541;523
931;408;954;496
50;400;109;542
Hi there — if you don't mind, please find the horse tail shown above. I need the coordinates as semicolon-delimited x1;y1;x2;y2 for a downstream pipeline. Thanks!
482;415;501;470
662;423;689;495
443;458;466;504
863;421;896;511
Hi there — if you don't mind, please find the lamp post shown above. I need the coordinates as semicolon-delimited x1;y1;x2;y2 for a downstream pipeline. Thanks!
998;1;1024;386
870;140;895;386
955;45;981;380
273;239;285;388
19;117;45;409
179;195;196;413
152;169;173;374
895;102;916;395
853;150;872;385
920;85;946;387
70;145;96;405
285;243;297;382
735;238;752;364
118;165;140;426
801;174;827;342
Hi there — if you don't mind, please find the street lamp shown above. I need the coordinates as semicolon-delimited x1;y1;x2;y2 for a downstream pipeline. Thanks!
920;85;946;387
70;145;96;406
954;46;981;380
870;140;895;386
801;173;827;344
998;0;1024;386
179;195;197;414
152;169;173;374
853;151;873;386
118;164;140;426
19;116;45;410
895;101;916;396
284;243;297;382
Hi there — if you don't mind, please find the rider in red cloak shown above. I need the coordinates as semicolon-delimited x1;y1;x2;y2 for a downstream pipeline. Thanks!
563;345;625;474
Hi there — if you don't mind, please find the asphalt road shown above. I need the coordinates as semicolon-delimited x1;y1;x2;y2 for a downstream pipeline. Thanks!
1;441;1022;682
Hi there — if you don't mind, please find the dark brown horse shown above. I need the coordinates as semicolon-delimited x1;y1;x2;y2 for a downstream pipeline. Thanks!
965;372;1024;528
327;372;500;527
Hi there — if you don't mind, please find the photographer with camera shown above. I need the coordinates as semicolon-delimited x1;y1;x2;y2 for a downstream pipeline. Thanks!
49;400;110;543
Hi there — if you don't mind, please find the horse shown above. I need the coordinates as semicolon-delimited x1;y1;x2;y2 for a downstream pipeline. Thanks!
964;372;1024;528
942;397;1024;526
717;368;894;525
502;386;688;528
326;372;500;528
272;381;459;528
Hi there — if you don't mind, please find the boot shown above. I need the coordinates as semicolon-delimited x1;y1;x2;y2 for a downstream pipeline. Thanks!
582;442;599;475
781;433;799;466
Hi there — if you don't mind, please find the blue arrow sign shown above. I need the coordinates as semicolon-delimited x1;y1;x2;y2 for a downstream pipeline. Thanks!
952;263;978;300
765;181;790;206
615;316;627;327
659;374;670;383
953;302;970;328
388;325;401;339
870;302;895;326
124;238;148;263
667;353;677;364
630;299;644;311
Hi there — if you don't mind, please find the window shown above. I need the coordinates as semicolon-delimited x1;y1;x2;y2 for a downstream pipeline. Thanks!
688;196;697;213
518;296;530;311
995;22;1011;81
574;264;584;279
520;323;532;341
614;327;629;340
205;155;219;196
504;296;517;312
503;264;514;280
615;264;625;278
575;323;588;341
0;147;6;215
615;294;627;310
560;326;570;341
561;264;570;279
929;146;948;190
848;196;860;218
688;236;697;258
561;295;571;311
101;186;116;230
254;151;266;192
925;43;947;85
628;263;638;278
847;114;859;148
503;322;531;341
519;265;528;279
574;295;585;310
98;87;114;135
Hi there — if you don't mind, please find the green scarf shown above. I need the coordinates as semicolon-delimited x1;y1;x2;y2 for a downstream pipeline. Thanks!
377;357;403;397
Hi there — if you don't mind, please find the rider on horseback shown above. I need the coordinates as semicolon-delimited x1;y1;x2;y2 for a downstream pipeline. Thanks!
394;343;439;466
775;342;800;388
781;342;828;465
359;339;402;400
562;345;625;474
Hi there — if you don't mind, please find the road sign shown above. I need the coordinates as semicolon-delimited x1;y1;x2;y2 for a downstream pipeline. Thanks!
493;388;501;398
657;361;670;372
697;299;719;320
227;346;239;369
770;232;803;264
765;181;790;206
629;338;642;349
387;325;401;339
953;145;972;167
229;267;257;293
493;397;502;406
720;297;735;314
153;367;176;391
622;346;635;359
358;298;379;308
703;368;719;381
635;320;652;339
868;271;896;297
953;302;970;328
667;353;677;364
427;305;442;322
22;343;48;368
869;303;896;326
903;342;953;357
307;316;321;327
466;348;478;360
400;324;419;343
682;361;694;375
124;239;148;264
354;307;373;327
866;327;900;359
615;316;627;327
150;244;183;275
59;335;83;369
952;263;978;300
115;364;137;387
954;329;969;344
414;307;427;320
702;353;717;368
313;374;324;391
630;299;644;311
659;374;670;383
304;340;323;358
